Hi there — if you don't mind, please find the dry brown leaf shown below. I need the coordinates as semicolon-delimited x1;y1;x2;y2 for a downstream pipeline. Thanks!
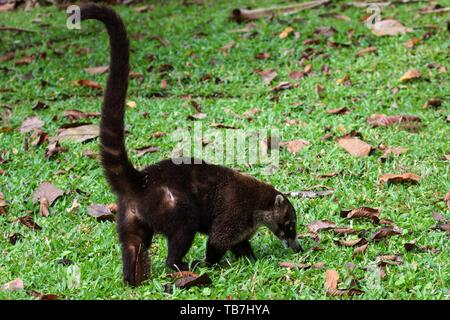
279;26;294;39
337;137;372;157
372;226;403;241
0;191;7;215
0;51;15;63
379;173;420;185
17;216;42;230
422;98;442;109
282;139;309;154
324;269;363;296
255;52;270;60
32;182;64;206
307;220;336;233
405;38;421;48
380;147;408;160
135;146;160;157
15;55;34;65
326;107;349;115
20;116;44;133
352;243;369;257
341;207;380;223
84;65;109;75
272;81;297;91
336;238;366;247
371;19;412;36
174;273;212;289
168;271;199;279
74;79;103;90
87;204;115;222
54;124;100;143
356;47;377;57
279;261;324;270
63;110;100;120
336;74;351;86
1;279;24;292
400;69;422;82
257;69;277;85
367;114;421;127
288;70;305;80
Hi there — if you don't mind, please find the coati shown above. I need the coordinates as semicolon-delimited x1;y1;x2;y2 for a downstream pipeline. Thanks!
78;4;302;287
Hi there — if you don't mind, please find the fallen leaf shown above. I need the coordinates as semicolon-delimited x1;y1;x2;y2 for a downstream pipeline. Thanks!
8;233;22;245
324;269;363;296
375;254;403;266
257;69;277;85
136;146;160;156
87;204;115;222
372;226;403;241
400;69;422;82
17;216;42;230
73;79;103;90
326;107;349;115
352;243;368;257
255;52;270;60
336;74;351;86
187;113;207;120
32;101;49;111
0;191;7;215
279;26;294;39
0;51;15;63
20;116;44;133
371;19;412;36
335;238;366;247
54;124;100;143
1;279;24;292
126;101;137;108
63;110;100;120
405;38;420;48
379;173;420;185
279;261;324;270
282;139;309;154
174;273;212;289
168;271;199;279
340;207;380;223
404;240;439;253
380;147;408;160
32;182;64;206
45;141;67;159
307;220;336;233
356;47;377;57
330;227;358;235
84;65;109;75
337;137;372;157
314;26;336;36
444;191;450;210
28;290;59;300
367;114;421;127
288;70;305;80
15;55;34;65
432;211;448;223
272;81;297;91
422;98;442;109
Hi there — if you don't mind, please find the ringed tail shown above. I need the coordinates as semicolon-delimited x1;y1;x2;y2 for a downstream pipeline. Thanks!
79;4;141;195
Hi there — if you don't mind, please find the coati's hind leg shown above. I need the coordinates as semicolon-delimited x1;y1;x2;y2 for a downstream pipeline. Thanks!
205;240;227;266
231;240;256;261
166;226;196;271
118;214;153;287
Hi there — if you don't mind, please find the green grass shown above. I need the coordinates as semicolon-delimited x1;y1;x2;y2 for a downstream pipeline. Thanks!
0;0;449;300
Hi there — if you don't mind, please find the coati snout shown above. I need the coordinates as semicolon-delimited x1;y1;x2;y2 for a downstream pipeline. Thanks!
266;195;303;253
77;4;303;287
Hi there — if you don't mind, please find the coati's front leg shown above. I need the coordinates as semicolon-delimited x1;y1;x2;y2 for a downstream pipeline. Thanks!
166;227;196;271
231;240;256;261
118;218;153;287
205;240;227;266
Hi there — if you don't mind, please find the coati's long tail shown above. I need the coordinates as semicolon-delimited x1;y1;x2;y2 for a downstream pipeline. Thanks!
80;4;142;195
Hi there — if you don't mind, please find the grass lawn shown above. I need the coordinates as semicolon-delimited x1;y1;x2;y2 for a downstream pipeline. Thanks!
0;0;448;299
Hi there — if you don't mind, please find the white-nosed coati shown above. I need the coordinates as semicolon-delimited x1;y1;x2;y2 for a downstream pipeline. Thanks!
78;4;302;286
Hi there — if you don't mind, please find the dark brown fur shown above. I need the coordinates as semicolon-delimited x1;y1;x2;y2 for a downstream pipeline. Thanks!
79;4;301;287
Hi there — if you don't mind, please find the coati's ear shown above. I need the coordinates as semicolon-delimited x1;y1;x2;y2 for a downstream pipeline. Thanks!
275;194;284;208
